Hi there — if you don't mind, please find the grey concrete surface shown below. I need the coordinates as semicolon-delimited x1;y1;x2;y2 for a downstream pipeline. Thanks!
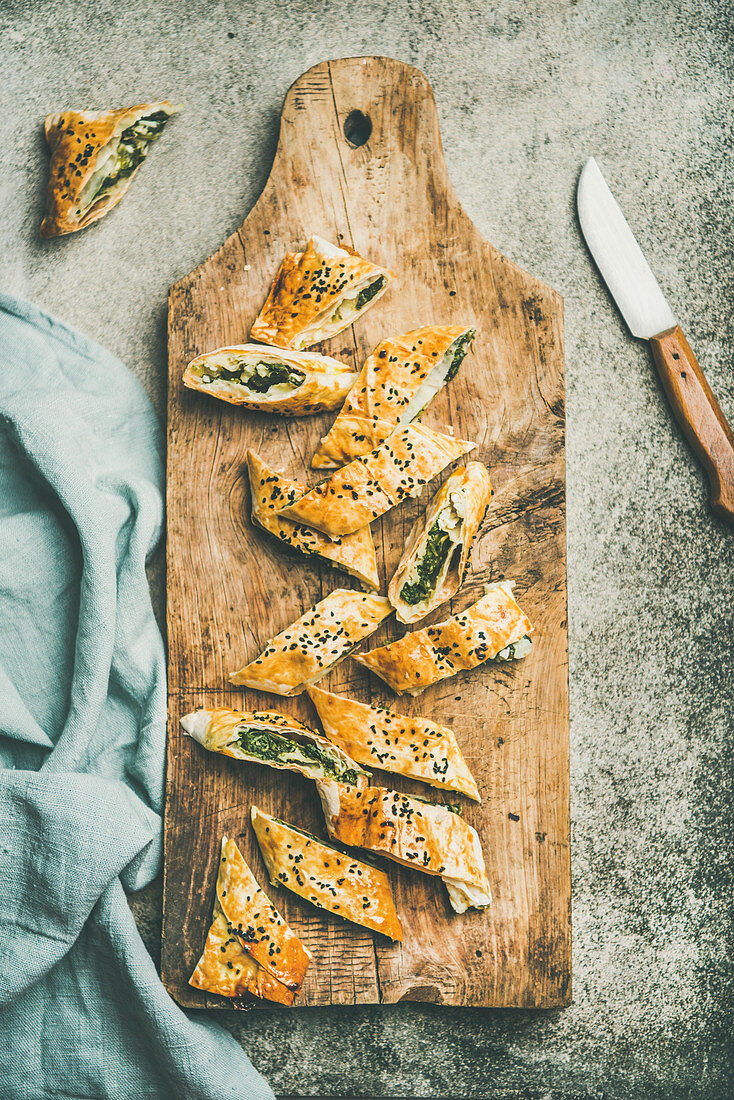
2;0;733;1096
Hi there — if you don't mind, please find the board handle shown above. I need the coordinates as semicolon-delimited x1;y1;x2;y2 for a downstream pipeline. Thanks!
650;325;734;524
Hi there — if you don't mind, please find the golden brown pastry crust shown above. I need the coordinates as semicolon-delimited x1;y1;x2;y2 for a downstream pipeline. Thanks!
354;582;533;695
316;781;491;912
250;236;394;351
251;807;403;941
312;326;474;468
247;450;379;590
40;101;178;237
388;462;492;624
189;835;310;1004
306;685;479;800
189;899;295;1004
183;345;357;415
229;589;392;695
277;424;475;539
180;706;368;784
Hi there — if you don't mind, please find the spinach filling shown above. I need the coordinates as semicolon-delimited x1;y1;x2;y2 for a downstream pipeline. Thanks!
400;520;456;606
93;111;170;202
444;328;475;384
355;275;386;311
493;634;532;661
407;791;462;815
204;360;305;393
236;725;362;785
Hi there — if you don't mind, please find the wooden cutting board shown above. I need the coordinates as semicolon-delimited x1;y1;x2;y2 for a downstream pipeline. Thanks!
163;56;570;1009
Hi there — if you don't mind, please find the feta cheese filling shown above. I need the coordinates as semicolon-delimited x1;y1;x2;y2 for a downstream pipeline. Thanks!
297;275;387;348
192;353;306;398
483;581;533;661
78;109;172;213
399;328;475;426
443;875;492;914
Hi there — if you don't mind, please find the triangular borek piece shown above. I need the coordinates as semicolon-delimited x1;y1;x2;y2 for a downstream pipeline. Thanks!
355;581;533;696
250;235;395;350
189;835;310;1004
41;101;180;237
247;450;379;589
307;685;479;800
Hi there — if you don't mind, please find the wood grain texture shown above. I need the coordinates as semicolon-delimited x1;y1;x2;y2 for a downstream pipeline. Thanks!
163;56;570;1009
650;324;734;525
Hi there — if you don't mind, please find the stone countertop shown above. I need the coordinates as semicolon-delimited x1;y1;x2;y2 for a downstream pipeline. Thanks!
2;1;732;1096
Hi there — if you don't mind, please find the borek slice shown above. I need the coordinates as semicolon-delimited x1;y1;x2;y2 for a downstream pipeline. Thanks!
388;462;492;624
277;424;475;539
183;345;357;415
180;707;368;786
251;807;403;940
189;835;311;1004
317;781;491;914
307;685;479;800
247;450;379;590
41;101;180;237
312;325;476;468
229;589;392;696
250;235;394;351
355;581;533;696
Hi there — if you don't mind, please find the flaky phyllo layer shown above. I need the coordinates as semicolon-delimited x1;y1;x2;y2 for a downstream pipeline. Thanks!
250;235;394;351
184;345;357;414
251;807;403;940
312;325;476;468
41;101;180;237
307;685;479;800
228;589;393;695
180;706;368;786
316;780;492;913
246;450;379;590
276;423;475;539
355;581;533;696
189;836;311;1005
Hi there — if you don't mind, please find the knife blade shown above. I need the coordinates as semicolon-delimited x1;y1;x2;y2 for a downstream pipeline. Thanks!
577;156;734;525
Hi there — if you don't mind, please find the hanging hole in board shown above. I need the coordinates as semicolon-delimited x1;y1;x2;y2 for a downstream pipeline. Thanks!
343;110;372;148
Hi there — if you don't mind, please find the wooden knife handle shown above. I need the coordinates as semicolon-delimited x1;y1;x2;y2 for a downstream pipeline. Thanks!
650;324;734;524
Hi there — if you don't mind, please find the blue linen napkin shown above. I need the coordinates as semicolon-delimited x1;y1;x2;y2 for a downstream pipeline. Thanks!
0;293;274;1100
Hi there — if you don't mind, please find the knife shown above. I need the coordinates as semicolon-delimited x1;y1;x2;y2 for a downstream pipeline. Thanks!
577;156;734;525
